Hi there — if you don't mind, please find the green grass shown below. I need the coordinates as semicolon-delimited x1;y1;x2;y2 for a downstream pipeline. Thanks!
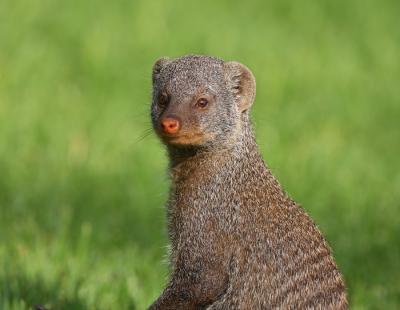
0;0;399;308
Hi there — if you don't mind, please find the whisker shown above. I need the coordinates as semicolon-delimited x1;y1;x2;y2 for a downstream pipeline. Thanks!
133;128;154;144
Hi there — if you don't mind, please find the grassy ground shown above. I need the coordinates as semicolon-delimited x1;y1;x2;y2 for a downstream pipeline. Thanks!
0;0;399;309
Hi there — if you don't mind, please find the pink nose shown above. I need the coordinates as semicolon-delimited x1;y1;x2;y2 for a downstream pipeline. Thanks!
161;117;180;134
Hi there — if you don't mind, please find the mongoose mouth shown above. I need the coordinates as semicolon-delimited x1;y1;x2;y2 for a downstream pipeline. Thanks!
160;132;207;145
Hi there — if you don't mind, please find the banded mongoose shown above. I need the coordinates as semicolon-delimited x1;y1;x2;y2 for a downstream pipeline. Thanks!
149;55;347;309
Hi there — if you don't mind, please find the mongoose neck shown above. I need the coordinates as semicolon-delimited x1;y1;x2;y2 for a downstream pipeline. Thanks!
166;112;292;217
168;114;255;158
167;115;261;180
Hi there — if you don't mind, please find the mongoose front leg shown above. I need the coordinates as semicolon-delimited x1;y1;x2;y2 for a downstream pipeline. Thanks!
149;249;229;310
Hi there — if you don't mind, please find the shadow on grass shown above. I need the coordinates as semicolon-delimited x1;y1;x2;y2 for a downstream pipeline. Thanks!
1;274;139;310
1;275;87;310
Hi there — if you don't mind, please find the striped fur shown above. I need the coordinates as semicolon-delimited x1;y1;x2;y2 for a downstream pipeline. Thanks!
149;55;347;309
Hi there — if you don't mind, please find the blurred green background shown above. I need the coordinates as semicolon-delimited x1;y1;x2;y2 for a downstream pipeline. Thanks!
0;0;399;309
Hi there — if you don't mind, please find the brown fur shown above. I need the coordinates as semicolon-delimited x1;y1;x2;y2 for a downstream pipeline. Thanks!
148;55;347;309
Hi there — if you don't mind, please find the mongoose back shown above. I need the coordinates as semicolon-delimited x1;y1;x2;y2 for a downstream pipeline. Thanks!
149;55;347;309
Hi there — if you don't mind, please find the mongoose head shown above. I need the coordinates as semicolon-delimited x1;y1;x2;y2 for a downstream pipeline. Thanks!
151;55;256;148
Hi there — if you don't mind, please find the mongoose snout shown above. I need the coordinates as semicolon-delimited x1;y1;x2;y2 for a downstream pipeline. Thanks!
160;116;181;135
149;54;348;310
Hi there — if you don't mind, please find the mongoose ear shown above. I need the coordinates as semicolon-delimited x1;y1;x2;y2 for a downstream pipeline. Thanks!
152;57;170;84
224;61;256;112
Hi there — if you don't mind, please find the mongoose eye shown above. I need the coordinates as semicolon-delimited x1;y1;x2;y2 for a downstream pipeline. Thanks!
158;93;169;107
196;98;209;108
